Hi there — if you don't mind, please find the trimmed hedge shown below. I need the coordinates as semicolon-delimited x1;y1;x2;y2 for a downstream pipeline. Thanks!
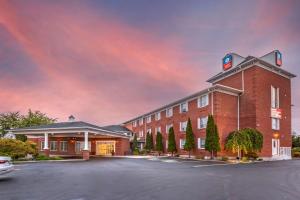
0;138;38;159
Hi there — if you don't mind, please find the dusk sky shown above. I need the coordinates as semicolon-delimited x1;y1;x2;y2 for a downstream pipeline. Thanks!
0;0;299;132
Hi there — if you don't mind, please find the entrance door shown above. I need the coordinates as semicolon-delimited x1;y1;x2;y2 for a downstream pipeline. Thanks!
75;141;91;154
272;139;280;156
96;141;115;156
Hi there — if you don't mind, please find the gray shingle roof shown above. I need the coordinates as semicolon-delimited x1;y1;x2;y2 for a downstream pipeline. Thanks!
102;125;131;132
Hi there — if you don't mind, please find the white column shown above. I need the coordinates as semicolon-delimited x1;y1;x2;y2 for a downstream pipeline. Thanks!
84;131;89;151
44;133;49;150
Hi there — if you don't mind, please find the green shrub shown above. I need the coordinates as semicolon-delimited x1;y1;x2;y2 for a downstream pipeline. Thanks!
133;150;139;155
293;152;300;158
245;152;259;160
221;156;229;161
36;155;63;160
241;157;248;162
0;138;38;159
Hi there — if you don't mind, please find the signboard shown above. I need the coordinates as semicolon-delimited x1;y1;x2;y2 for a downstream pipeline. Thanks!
271;108;282;119
223;54;233;70
275;51;282;66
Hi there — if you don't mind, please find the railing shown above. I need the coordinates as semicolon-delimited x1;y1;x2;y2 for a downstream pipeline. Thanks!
280;147;291;157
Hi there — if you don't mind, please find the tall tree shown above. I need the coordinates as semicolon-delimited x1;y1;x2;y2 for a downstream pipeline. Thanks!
0;112;22;137
132;134;138;152
205;115;221;159
145;132;153;152
155;131;163;155
149;132;154;151
184;118;195;158
167;127;177;156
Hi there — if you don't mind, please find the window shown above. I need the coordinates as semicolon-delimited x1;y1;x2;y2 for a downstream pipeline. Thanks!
198;94;209;108
166;107;173;117
139;118;143;125
180;102;188;113
198;116;208;129
60;141;68;152
180;139;186;149
147;128;152;134
146;115;152;123
271;86;280;108
180;121;188;132
272;118;280;130
75;141;91;153
155;126;161;134
139;130;144;137
166;124;173;134
198;138;205;149
133;121;137;127
50;141;57;151
166;140;168;149
155;112;161;121
40;141;45;150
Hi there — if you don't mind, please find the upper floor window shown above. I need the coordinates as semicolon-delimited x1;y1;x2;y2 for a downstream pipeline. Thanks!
147;128;152;134
139;118;143;126
271;86;280;108
139;130;144;137
155;126;161;134
179;121;188;132
180;102;188;113
166;107;173;117
132;121;137;127
272;118;280;130
198;94;209;108
146;115;152;123
166;124;173;134
198;116;208;129
155;112;161;121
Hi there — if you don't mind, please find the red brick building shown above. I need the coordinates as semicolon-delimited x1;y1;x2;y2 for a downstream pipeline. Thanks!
123;50;296;160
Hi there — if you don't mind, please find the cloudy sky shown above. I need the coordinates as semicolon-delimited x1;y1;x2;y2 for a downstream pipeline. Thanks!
0;0;299;132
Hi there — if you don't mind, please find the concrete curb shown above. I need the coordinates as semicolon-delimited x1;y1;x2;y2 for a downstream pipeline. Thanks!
13;159;84;164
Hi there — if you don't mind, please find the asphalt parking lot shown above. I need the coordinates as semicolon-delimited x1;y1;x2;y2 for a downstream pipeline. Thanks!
1;157;300;200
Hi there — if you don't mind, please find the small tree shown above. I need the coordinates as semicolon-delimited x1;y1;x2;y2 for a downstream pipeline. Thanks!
167;127;177;156
225;130;252;159
156;132;163;156
149;132;154;151
184;118;195;158
145;132;154;152
132;134;138;153
205;115;221;159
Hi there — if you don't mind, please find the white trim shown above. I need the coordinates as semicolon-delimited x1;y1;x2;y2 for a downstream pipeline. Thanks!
44;133;49;150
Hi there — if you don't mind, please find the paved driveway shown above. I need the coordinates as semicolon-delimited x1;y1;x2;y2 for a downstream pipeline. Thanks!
1;157;300;200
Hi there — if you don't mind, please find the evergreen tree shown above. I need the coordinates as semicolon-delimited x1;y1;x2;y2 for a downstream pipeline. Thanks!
132;134;138;152
205;115;221;159
145;132;151;152
149;132;154;151
155;131;163;155
167;127;177;156
184;118;195;158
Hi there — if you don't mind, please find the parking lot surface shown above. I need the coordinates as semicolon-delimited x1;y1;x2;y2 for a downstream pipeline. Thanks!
1;157;300;200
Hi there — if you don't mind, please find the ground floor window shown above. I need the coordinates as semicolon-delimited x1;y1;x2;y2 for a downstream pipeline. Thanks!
75;141;91;153
50;141;57;151
197;138;205;149
40;141;45;150
179;139;186;149
60;141;68;152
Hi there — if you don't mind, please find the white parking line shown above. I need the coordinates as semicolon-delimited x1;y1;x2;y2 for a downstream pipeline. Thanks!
192;163;236;168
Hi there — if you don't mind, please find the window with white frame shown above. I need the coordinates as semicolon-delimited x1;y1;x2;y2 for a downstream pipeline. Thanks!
198;116;208;129
146;115;152;123
272;118;280;130
139;130;144;137
40;141;45;150
271;86;280;108
180;121;188;132
139;118;143;125
166;124;173;134
197;138;205;149
180;102;188;113
166;107;173;117
147;128;152;134
60;141;68;152
179;139;186;149
155;112;161;121
198;94;209;108
50;141;57;151
133;120;137;127
155;126;161;134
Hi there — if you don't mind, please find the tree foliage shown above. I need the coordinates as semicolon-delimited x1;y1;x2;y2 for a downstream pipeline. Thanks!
132;134;138;152
0;109;56;141
0;138;38;159
155;131;163;155
184;118;195;158
145;132;154;151
292;135;300;148
167;127;177;156
205;115;220;158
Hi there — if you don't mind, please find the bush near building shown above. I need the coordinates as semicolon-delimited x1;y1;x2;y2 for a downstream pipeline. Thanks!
0;138;38;159
292;147;300;158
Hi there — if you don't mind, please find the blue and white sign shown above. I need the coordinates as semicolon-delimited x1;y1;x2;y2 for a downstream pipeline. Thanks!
223;54;233;70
